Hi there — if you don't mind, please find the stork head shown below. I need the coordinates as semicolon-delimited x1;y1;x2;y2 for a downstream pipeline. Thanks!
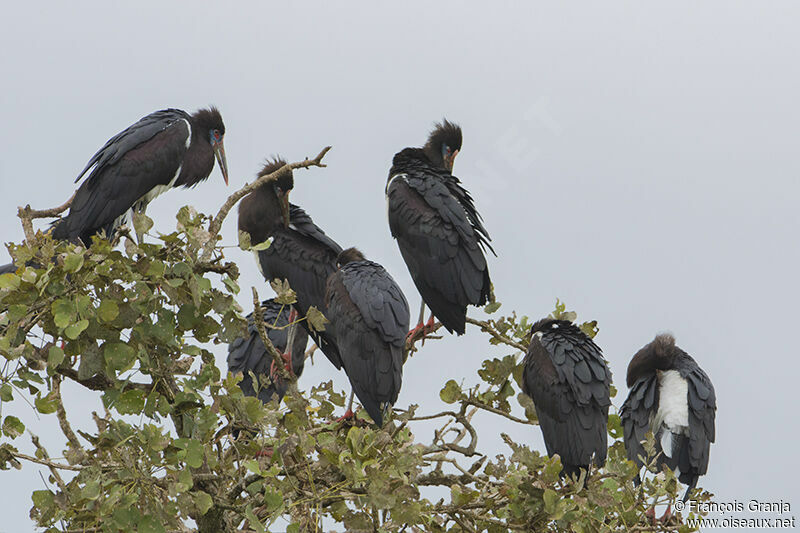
529;318;573;342
258;157;293;228
336;247;366;268
626;333;678;387
193;106;229;185
423;118;462;172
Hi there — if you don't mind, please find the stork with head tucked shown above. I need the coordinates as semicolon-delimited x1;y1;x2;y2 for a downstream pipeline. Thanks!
238;157;343;370
386;119;494;337
522;318;612;478
227;299;309;404
620;334;716;503
325;248;409;426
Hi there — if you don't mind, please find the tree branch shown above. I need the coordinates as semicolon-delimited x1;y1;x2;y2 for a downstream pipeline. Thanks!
251;288;294;384
17;193;76;242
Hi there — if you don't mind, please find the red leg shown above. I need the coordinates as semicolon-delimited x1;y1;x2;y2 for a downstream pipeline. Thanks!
659;504;673;523
336;409;355;422
269;351;293;380
645;507;656;524
255;447;274;458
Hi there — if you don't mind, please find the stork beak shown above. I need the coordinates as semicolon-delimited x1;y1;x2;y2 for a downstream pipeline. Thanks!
445;149;459;172
279;190;290;228
212;140;229;185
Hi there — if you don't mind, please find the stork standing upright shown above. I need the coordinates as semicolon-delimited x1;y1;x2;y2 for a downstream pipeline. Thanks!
386;119;494;337
522;318;612;478
238;158;343;370
325;248;409;426
227;299;309;404
0;107;228;272
620;334;716;502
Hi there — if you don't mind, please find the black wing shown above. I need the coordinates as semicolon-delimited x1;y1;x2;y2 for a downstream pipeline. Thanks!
620;375;660;471
256;205;343;368
53;109;191;244
522;329;611;474
680;358;716;479
387;158;491;334
325;261;409;426
227;299;308;403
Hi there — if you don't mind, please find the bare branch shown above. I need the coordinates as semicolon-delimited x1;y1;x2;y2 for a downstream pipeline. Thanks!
251;287;294;384
16;193;76;242
53;376;83;452
466;316;528;353
200;146;332;261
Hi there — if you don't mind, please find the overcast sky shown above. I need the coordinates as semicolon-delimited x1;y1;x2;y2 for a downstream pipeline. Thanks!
1;2;799;531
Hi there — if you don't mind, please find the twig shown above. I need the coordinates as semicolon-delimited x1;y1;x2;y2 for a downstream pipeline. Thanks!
251;288;294;383
17;193;76;242
53;376;83;452
466;317;528;353
200;146;332;261
463;397;536;426
8;448;84;472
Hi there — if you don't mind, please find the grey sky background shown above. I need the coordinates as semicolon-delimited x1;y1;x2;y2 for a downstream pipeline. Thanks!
1;2;798;531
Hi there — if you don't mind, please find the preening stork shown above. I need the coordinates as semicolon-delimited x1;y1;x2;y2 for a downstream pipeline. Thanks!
386;119;494;336
238;158;343;370
620;334;716;502
54;107;228;245
227;299;308;404
522;318;612;478
0;107;228;272
325;248;409;426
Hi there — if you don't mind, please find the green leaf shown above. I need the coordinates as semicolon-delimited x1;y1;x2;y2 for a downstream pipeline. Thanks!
47;345;65;369
35;393;58;414
64;319;89;339
97;300;119;323
193;491;213;514
133;212;154;239
439;380;462;404
63;252;84;273
51;299;75;329
185;440;204;469
263;486;283;512
237;230;252;250
484;301;502;314
543;488;559;514
271;279;297;305
138;515;166;533
31;489;54;510
251;238;272;251
115;390;146;415
0;384;12;402
0;272;20;289
2;415;25;438
305;306;328;332
104;342;136;373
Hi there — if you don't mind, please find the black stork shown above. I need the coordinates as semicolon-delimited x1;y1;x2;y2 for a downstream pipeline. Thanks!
620;334;716;502
238;157;343;371
522;318;612;478
386;119;494;337
227;298;309;404
52;107;228;245
325;248;409;426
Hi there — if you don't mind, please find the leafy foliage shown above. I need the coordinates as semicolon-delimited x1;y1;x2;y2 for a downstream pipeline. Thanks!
0;195;712;532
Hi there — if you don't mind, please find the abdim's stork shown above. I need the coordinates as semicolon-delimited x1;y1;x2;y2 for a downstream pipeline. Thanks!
227;299;308;404
386;120;494;336
325;248;409;426
522;318;612;478
620;334;716;502
53;107;228;245
238;158;343;370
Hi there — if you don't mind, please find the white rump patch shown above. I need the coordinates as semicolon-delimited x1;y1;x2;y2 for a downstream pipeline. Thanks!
656;370;689;432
